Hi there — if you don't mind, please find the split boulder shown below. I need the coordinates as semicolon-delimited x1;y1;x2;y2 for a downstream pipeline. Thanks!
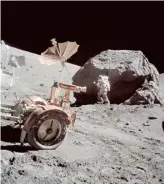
73;49;160;104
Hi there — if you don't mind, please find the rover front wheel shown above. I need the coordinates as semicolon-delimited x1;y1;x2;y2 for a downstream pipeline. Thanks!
27;111;68;150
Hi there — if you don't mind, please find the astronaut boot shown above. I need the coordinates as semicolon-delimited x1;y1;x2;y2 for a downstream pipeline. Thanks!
104;99;110;105
97;98;104;104
102;93;110;105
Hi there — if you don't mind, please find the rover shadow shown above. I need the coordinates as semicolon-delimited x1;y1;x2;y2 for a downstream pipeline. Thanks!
0;125;36;152
1;125;23;143
1;145;33;153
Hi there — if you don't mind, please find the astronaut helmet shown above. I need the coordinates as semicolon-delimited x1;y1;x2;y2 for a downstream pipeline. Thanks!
98;75;109;80
98;75;103;80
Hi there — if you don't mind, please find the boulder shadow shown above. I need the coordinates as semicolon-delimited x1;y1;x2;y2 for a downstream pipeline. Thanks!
71;94;97;107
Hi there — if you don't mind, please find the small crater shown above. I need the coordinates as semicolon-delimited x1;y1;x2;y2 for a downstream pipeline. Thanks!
31;155;37;162
18;169;27;176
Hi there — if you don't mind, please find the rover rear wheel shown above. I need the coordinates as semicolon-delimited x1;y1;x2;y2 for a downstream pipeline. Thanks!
27;110;68;150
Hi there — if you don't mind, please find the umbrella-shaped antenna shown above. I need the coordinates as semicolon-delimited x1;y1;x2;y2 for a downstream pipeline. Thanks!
39;39;80;89
40;39;79;65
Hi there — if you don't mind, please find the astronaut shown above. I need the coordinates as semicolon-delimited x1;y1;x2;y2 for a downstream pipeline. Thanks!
50;80;60;105
94;75;111;104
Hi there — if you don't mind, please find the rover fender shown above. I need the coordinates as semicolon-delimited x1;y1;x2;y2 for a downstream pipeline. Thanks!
12;95;48;117
20;107;45;143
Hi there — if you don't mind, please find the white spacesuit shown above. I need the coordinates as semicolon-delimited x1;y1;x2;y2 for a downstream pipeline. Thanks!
95;75;111;104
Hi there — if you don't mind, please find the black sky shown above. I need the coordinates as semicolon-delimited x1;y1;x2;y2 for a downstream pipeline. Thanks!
1;1;164;73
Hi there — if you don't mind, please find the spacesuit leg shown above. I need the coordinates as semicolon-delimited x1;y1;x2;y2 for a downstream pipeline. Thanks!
102;91;110;104
97;90;103;103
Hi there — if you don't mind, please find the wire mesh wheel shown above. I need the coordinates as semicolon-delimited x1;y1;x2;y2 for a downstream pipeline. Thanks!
27;110;70;150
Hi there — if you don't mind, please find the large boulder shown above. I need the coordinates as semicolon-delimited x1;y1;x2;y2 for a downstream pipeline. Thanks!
72;50;160;104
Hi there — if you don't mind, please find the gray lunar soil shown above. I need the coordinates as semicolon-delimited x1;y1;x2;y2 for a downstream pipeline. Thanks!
1;47;164;184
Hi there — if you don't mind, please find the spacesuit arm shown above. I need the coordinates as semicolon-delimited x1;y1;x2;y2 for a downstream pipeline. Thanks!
96;82;101;89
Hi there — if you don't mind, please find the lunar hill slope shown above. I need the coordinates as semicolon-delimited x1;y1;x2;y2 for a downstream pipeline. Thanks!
1;46;164;184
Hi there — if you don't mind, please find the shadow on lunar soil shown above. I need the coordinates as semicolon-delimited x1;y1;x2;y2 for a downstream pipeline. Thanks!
1;125;22;143
1;145;33;153
0;125;35;152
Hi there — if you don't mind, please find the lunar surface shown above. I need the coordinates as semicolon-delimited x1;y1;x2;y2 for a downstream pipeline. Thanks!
1;46;164;184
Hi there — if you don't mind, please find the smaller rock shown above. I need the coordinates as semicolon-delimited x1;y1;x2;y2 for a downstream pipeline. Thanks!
120;176;129;182
147;157;151;161
1;150;15;166
148;116;157;120
40;83;44;87
57;160;68;168
143;122;150;126
9;157;16;165
162;121;164;131
129;130;136;134
73;174;89;183
136;166;146;173
73;140;83;145
7;169;12;176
